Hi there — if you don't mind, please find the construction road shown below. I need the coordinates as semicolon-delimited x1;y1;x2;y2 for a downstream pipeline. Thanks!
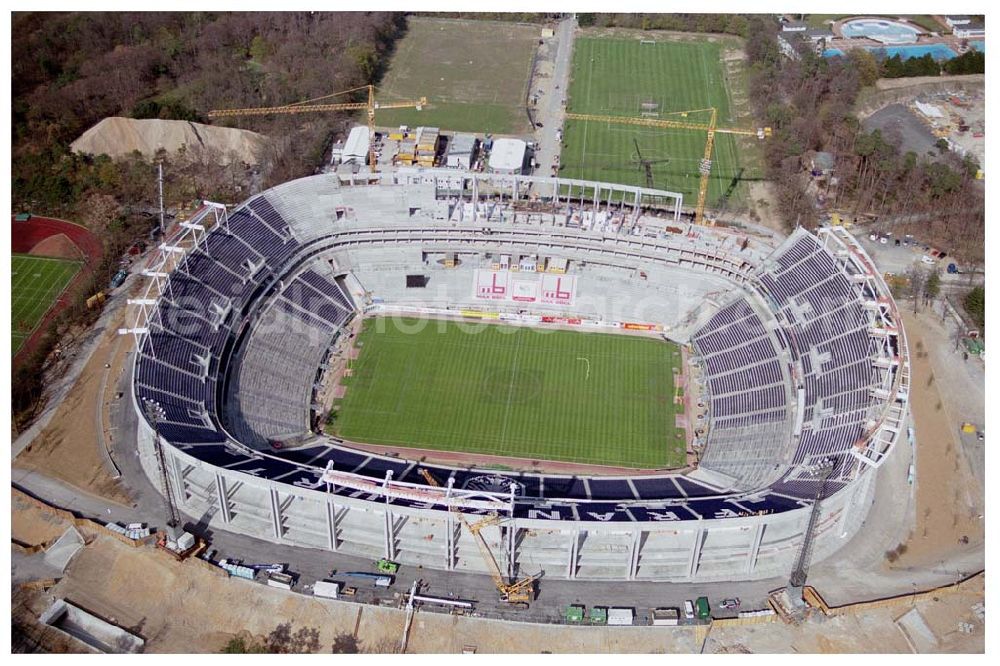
530;14;576;178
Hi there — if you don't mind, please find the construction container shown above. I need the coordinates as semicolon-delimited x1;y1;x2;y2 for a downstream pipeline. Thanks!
565;605;585;623
266;572;295;590
607;608;634;626
219;559;256;580
695;596;711;620
651;608;680;626
589;607;608;625
314;580;342;599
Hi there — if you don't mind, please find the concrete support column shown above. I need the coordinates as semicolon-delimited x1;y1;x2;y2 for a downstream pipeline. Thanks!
567;529;580;580
838;472;868;538
169;455;186;509
688;528;704;578
325;499;339;552
628;529;643;581
383;509;396;560
214;473;231;524
746;523;766;574
268;488;283;540
506;525;516;578
446;514;455;570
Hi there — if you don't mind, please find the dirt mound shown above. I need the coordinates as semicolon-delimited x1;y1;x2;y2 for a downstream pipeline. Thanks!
28;233;85;261
71;117;271;166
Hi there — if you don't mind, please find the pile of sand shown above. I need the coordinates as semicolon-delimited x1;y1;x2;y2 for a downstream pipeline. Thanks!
71;117;270;166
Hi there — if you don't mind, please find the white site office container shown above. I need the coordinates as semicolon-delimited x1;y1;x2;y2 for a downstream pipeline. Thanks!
314;581;341;599
607;608;635;626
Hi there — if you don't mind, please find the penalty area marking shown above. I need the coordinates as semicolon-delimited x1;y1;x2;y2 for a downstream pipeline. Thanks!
576;356;590;380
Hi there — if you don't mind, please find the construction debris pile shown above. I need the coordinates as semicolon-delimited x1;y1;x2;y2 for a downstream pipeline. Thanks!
71;117;272;166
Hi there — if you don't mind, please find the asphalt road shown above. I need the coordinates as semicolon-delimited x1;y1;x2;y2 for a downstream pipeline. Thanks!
531;15;576;178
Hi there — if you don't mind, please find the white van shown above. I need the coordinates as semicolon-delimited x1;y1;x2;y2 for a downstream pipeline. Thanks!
684;600;695;619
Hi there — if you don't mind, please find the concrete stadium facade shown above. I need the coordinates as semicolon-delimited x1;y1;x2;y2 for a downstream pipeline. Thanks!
127;169;910;583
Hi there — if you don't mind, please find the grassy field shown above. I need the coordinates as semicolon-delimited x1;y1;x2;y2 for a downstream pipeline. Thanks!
331;318;685;468
11;254;82;355
561;36;756;207
374;17;538;135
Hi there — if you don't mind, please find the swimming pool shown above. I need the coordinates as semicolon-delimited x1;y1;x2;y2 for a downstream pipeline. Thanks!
823;48;846;58
841;18;920;45
970;40;985;53
867;44;958;60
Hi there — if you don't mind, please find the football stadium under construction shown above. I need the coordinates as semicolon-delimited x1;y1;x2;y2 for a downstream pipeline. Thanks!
123;167;910;584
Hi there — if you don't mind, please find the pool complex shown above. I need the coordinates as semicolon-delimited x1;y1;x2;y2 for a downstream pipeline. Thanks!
867;44;958;60
841;18;920;44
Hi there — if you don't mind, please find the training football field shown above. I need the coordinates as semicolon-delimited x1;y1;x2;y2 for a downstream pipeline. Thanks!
561;37;754;207
11;254;82;355
374;17;538;135
331;317;686;468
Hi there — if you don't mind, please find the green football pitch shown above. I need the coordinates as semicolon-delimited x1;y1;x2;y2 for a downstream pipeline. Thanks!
330;317;686;468
11;254;82;355
561;37;755;207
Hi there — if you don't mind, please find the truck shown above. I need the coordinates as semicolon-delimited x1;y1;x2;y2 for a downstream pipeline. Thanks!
375;558;399;574
695;596;711;620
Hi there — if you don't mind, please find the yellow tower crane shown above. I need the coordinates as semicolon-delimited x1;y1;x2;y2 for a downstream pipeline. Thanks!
418;468;540;607
208;84;427;172
563;107;771;225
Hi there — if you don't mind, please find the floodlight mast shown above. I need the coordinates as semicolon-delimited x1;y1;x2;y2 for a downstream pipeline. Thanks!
143;399;181;537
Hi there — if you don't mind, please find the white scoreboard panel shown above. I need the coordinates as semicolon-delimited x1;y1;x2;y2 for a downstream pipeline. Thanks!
473;270;576;306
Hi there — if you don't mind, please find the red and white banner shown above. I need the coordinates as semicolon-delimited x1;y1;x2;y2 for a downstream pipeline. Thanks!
473;270;576;306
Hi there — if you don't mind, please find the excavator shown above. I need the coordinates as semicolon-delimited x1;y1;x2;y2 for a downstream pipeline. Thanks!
418;468;540;607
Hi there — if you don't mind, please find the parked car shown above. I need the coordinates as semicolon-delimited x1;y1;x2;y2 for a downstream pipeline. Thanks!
718;598;741;610
110;269;129;289
683;600;695;620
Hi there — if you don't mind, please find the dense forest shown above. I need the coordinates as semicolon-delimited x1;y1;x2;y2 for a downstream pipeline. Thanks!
741;17;984;262
11;12;406;426
12;12;406;214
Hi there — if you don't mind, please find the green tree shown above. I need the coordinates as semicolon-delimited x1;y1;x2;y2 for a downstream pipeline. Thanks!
964;286;985;330
249;35;270;62
849;49;880;87
222;636;266;653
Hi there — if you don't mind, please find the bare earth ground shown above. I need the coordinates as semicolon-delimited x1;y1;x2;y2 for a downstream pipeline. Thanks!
887;309;984;568
28;233;87;261
11;489;73;547
14;303;133;506
706;574;984;653
874;73;985;91
12;505;983;653
20;528;701;654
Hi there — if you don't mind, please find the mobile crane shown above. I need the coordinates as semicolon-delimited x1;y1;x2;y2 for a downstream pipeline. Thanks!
418;468;540;607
